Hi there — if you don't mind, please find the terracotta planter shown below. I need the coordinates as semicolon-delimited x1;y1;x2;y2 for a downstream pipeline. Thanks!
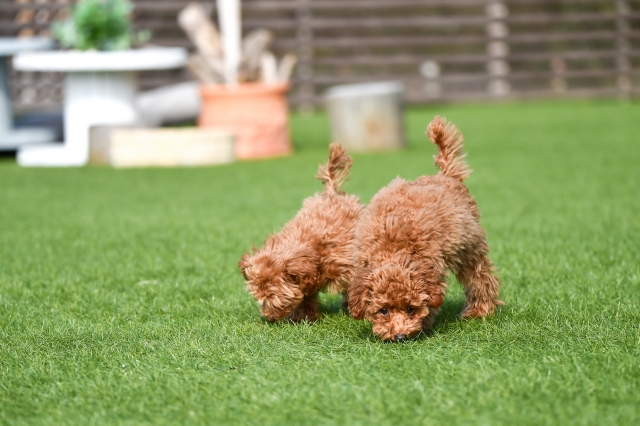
199;83;292;160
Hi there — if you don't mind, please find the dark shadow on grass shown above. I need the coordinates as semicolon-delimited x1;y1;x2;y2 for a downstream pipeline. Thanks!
248;294;346;326
318;293;345;316
434;297;466;328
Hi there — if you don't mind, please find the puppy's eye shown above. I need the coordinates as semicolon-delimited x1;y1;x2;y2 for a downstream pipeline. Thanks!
406;307;415;314
380;308;389;316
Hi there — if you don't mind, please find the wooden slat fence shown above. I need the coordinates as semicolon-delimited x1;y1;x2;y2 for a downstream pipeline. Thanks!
2;0;640;112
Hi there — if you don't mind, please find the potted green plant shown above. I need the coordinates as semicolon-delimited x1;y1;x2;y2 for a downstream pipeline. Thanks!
52;0;149;51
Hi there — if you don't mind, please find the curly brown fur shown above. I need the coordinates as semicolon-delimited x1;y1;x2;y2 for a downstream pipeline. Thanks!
240;143;364;323
349;116;502;342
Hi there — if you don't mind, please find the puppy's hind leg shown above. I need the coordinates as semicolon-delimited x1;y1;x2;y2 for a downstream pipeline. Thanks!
456;253;502;319
287;294;320;322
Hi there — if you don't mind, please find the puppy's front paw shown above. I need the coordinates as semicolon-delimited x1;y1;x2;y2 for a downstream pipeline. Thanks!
287;308;317;322
460;301;500;319
286;296;319;322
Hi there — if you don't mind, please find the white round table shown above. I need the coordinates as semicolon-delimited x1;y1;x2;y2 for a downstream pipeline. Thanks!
0;37;55;150
12;48;187;166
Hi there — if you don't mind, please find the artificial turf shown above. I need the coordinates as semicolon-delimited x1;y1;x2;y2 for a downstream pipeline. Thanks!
1;100;639;425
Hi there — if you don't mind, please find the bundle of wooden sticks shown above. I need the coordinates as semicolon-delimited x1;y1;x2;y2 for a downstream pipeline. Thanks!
178;2;296;85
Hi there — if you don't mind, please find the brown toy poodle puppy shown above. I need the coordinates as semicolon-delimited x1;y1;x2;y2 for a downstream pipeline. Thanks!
348;116;503;342
240;143;364;323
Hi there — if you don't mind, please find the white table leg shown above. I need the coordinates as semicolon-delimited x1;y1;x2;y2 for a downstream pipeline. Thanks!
18;71;139;166
0;57;54;150
0;57;12;133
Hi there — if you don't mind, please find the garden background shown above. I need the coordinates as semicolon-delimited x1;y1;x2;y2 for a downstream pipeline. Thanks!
1;1;640;425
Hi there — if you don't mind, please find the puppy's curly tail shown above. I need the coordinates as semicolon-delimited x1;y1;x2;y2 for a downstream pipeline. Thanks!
426;116;472;181
316;143;353;194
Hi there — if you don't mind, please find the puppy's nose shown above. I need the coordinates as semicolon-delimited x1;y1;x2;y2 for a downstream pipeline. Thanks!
267;317;276;323
394;334;407;341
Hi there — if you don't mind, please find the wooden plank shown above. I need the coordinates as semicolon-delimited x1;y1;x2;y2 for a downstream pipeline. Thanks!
136;19;297;31
509;69;624;80
510;31;622;43
132;1;299;13
311;16;488;29
311;49;640;66
309;13;638;30
0;23;51;32
137;27;640;47
615;0;632;98
300;85;628;106
0;3;68;12
139;63;640;94
307;68;626;85
321;86;628;105
140;63;637;92
296;0;315;111
274;33;639;53
89;126;235;168
402;86;625;103
308;0;620;9
137;12;638;33
276;31;635;49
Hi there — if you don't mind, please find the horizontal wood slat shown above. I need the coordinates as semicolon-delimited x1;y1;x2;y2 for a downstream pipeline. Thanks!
312;50;640;66
308;68;639;84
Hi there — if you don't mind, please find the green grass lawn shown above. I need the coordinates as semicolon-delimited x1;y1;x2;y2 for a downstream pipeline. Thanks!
1;100;639;425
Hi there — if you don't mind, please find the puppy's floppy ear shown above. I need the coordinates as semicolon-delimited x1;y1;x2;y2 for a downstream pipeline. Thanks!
283;243;318;289
420;278;445;309
409;264;444;309
238;253;251;280
426;289;444;309
348;267;372;319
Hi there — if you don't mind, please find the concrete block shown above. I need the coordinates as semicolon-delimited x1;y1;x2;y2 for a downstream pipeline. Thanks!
90;126;235;167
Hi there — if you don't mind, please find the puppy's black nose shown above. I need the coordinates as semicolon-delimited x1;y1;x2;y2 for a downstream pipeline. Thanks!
267;317;276;323
394;334;406;341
